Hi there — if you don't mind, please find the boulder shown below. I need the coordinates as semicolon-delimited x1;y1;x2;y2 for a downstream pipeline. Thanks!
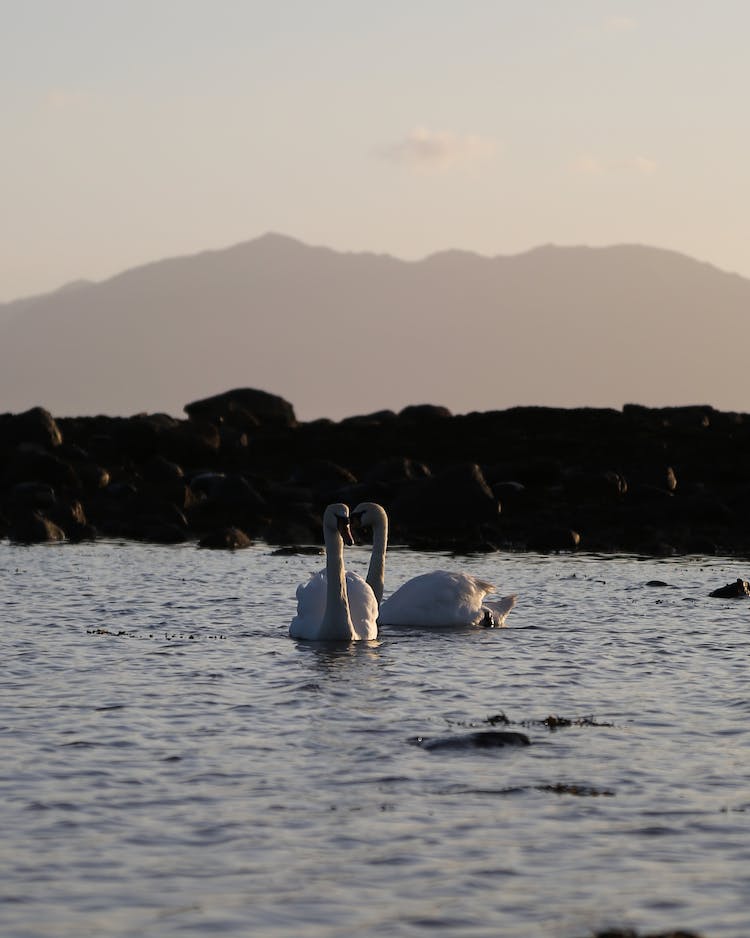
289;460;358;497
198;527;253;550
187;472;266;534
5;482;57;513
2;446;80;490
0;407;63;448
389;463;500;534
363;457;431;485
9;512;66;544
184;388;296;428
398;404;452;422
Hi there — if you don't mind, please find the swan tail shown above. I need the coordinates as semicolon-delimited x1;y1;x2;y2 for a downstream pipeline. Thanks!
483;594;517;627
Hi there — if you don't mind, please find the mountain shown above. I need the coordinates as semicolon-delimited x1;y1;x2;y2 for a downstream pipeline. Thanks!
1;232;749;420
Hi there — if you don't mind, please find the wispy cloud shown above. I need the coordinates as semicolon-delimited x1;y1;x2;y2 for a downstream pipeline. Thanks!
572;154;606;176
572;153;657;176
381;126;499;171
632;155;657;175
44;88;100;112
603;15;637;33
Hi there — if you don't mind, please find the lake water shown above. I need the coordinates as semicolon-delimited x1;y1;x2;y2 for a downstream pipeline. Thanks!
2;540;749;938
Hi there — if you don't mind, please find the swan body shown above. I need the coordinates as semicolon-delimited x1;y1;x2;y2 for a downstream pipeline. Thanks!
289;504;378;641
352;502;516;628
379;570;516;627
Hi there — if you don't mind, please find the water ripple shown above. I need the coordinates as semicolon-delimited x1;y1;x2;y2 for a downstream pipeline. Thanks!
1;543;749;937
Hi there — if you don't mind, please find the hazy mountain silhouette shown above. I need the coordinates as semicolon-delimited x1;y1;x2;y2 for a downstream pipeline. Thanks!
1;233;748;420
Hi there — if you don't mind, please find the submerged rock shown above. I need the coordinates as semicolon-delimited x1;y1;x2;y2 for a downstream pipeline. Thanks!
271;545;324;556
709;578;750;598
413;731;530;751
589;930;704;938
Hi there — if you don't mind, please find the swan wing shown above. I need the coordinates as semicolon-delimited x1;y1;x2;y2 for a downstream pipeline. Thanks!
379;570;495;627
346;571;379;641
289;570;327;639
290;570;377;640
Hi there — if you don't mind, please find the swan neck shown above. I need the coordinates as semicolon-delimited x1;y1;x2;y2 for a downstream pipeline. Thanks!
366;512;388;606
322;523;353;639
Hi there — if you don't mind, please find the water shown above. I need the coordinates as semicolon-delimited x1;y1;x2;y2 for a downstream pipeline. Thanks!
2;541;749;938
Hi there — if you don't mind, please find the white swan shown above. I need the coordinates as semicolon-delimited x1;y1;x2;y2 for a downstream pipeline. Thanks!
351;502;516;628
289;503;378;641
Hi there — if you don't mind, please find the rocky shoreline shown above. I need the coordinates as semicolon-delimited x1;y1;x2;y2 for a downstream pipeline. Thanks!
1;387;749;556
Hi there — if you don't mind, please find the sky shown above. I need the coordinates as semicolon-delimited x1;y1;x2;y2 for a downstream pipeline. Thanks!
2;0;750;303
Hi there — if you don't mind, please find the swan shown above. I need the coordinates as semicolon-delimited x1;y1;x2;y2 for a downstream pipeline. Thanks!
351;502;516;628
289;503;378;641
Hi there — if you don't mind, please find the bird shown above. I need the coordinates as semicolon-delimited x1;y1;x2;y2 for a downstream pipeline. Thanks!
289;503;378;641
351;502;516;628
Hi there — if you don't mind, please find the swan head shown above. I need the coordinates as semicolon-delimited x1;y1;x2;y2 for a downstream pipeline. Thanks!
323;502;354;546
351;502;387;542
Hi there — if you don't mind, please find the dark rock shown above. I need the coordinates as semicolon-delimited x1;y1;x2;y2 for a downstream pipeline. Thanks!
290;460;358;492
271;545;324;556
2;446;80;490
709;578;750;598
390;463;500;534
161;419;222;465
47;497;86;528
526;526;581;552
189;472;263;506
218;425;250;459
4;398;750;558
0;407;63;448
413;731;531;751
44;498;96;541
187;472;266;534
184;387;296;428
9;513;66;544
490;481;526;504
198;527;253;550
363;457;431;485
139;455;184;485
5;482;57;513
74;462;110;491
263;515;321;546
339;409;397;428
589;931;704;938
564;469;627;500
398;403;452;422
86;484;188;542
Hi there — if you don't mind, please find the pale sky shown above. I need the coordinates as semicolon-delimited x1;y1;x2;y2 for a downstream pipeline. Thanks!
3;0;749;303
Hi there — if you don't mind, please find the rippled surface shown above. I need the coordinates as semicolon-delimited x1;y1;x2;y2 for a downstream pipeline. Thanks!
2;541;750;937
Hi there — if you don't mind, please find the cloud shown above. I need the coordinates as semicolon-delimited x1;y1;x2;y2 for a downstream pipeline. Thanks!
603;15;637;33
44;88;100;113
572;154;605;176
572;153;657;176
632;156;657;175
382;126;499;171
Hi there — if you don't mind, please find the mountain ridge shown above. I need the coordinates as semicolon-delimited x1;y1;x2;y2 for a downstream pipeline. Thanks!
1;234;748;420
4;234;745;312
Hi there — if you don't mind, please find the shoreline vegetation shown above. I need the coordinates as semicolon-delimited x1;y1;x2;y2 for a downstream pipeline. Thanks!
1;387;748;558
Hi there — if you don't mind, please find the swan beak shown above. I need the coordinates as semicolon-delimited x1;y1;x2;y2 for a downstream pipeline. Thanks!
337;516;354;546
